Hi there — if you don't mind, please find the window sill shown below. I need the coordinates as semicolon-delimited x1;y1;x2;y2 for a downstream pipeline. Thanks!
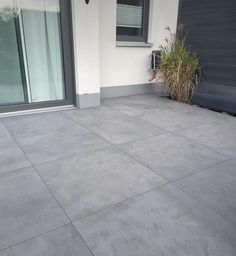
116;41;153;48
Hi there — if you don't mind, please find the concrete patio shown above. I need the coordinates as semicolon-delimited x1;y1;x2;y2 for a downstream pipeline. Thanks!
0;94;236;255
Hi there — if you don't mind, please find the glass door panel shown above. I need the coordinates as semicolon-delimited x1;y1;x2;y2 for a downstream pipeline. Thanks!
21;0;65;102
0;7;26;105
0;0;66;106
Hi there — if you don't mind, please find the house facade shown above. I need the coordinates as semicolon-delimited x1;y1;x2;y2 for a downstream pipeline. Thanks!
0;0;235;114
0;0;179;113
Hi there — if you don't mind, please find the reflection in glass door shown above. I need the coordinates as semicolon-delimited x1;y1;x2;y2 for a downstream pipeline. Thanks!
0;0;65;106
0;10;26;104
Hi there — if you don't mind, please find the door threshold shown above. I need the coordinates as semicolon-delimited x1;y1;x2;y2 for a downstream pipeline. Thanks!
0;105;75;118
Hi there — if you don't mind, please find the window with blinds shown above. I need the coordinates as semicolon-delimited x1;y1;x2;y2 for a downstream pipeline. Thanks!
116;0;150;42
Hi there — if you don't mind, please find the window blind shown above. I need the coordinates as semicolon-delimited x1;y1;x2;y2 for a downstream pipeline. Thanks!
117;4;143;28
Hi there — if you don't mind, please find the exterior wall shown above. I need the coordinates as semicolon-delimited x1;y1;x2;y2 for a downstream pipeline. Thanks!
71;0;100;97
99;0;180;88
71;0;179;107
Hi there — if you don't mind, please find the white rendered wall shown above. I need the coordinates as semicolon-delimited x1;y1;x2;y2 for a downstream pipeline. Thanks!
71;0;100;95
71;0;179;96
99;0;180;88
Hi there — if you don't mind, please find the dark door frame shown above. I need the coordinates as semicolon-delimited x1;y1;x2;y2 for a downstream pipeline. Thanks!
0;0;76;113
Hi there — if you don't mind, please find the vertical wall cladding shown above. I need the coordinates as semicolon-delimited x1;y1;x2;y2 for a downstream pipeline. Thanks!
179;0;236;114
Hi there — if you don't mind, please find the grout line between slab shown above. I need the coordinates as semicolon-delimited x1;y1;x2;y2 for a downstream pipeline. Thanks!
171;131;233;158
72;182;170;223
0;224;69;253
169;157;234;184
171;181;236;228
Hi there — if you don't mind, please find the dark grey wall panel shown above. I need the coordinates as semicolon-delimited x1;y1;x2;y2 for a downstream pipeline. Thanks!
179;0;236;114
180;0;236;13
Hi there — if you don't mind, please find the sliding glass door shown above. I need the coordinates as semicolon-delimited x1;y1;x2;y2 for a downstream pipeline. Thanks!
0;0;74;110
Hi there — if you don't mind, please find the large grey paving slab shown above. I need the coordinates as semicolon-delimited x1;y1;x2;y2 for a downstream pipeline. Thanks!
61;105;130;125
0;224;92;256
2;111;85;139
36;147;166;220
102;94;170;116
0;167;68;250
62;104;165;145
137;104;230;132
103;94;215;117
79;116;165;145
74;184;236;256
14;128;110;165
0;122;31;174
175;158;236;225
177;118;236;157
119;133;228;181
